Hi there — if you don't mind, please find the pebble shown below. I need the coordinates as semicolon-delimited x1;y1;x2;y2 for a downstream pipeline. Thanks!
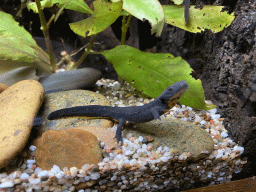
0;79;247;191
70;167;78;177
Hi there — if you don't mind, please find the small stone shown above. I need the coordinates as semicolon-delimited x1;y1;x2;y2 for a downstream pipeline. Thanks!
99;179;108;185
70;167;78;177
0;181;14;189
142;138;148;143
29;178;41;185
20;163;27;169
35;129;102;170
20;173;30;180
146;136;154;142
40;176;49;181
155;178;164;185
29;145;37;152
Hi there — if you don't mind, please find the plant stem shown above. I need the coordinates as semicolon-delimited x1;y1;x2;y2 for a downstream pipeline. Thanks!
88;51;102;55
67;34;98;70
120;15;132;45
119;14;132;83
16;0;29;18
47;14;55;28
35;0;56;73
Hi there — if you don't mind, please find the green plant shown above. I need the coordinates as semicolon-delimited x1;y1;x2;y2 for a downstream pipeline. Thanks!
0;0;235;110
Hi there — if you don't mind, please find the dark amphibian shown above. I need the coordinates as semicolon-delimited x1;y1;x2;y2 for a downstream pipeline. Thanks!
47;81;188;144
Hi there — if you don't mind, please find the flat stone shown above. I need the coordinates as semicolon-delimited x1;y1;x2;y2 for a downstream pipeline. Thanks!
38;90;113;136
35;129;102;170
0;80;44;169
39;68;102;94
0;83;8;93
74;126;117;149
123;118;214;159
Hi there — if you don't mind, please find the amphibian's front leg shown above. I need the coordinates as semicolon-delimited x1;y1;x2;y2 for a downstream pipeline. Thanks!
150;107;164;121
114;118;126;144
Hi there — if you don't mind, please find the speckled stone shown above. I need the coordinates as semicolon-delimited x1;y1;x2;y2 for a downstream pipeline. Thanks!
0;80;44;169
124;118;214;158
0;83;8;93
38;90;113;136
35;129;102;170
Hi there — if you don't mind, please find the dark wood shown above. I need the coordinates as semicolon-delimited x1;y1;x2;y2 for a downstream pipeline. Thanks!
183;177;256;192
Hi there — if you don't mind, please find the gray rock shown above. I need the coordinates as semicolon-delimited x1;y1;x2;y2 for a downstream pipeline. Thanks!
40;68;102;94
0;66;40;86
124;118;214;159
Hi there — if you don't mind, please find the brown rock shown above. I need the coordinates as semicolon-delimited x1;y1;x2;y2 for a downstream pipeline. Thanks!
0;83;8;93
74;126;117;149
35;129;102;170
0;80;44;169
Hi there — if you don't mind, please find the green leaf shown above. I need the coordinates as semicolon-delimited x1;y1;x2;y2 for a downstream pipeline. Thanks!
102;45;207;110
123;0;164;36
27;0;53;13
172;0;184;5
120;10;131;16
163;5;235;33
52;0;93;14
0;11;51;75
28;0;93;14
69;0;122;37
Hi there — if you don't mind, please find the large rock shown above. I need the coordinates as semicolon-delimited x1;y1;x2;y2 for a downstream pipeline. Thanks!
38;90;113;136
39;68;102;94
124;118;214;159
0;66;41;87
0;80;44;169
35;129;102;170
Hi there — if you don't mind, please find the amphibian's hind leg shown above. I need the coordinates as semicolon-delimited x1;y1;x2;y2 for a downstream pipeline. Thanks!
114;118;126;145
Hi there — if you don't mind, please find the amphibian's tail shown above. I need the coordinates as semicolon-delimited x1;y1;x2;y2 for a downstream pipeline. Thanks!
47;105;111;120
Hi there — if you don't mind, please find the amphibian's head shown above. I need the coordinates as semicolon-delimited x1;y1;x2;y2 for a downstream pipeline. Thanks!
159;80;188;108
